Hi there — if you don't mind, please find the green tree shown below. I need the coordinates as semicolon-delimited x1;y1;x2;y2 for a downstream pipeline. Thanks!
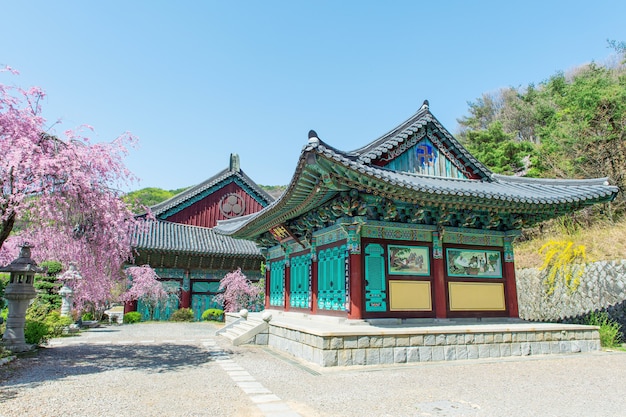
34;260;63;311
464;122;536;176
123;187;187;213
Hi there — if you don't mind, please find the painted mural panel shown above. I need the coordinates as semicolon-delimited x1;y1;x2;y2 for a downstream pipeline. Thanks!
446;248;502;278
388;245;430;276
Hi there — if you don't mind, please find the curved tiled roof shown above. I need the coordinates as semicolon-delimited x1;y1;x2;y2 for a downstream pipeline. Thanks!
214;103;619;242
311;141;616;206
133;220;261;257
350;101;492;179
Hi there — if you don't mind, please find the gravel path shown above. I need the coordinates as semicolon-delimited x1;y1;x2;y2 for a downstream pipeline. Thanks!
1;322;626;417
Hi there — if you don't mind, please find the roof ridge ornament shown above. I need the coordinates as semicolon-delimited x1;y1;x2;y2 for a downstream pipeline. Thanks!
308;130;319;145
229;153;240;172
421;99;429;110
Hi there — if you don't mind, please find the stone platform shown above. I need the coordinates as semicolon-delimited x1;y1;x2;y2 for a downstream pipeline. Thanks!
229;310;601;367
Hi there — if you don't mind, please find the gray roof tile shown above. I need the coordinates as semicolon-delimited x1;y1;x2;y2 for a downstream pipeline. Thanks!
133;220;261;257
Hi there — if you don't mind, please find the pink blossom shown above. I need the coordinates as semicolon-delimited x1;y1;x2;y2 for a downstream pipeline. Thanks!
0;70;143;312
213;268;261;312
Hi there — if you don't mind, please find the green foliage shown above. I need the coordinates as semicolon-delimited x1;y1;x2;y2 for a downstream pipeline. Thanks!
24;320;49;345
35;261;63;310
170;308;194;322
0;273;8;310
26;300;51;322
465;122;536;175
586;311;622;348
0;345;11;359
201;308;224;322
459;49;626;215
123;311;142;324
44;311;73;338
81;312;94;321
40;260;63;275
123;187;188;213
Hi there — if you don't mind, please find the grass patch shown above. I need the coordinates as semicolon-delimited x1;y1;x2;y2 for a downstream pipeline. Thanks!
585;312;622;348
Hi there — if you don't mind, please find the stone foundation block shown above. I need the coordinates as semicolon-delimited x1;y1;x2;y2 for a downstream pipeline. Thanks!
357;336;370;348
456;345;468;360
344;336;358;349
432;346;445;361
407;347;420;363
330;337;343;349
353;349;366;365
383;337;396;348
380;348;394;364
394;347;407;363
366;348;380;365
322;350;337;367
410;335;424;346
337;349;352;366
419;346;433;362
444;346;456;361
369;336;383;348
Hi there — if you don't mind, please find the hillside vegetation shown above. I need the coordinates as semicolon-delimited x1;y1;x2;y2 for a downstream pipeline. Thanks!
124;185;286;213
458;41;626;267
458;41;626;212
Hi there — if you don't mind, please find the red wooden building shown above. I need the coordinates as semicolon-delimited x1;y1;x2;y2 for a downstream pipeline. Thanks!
217;102;618;320
129;154;273;320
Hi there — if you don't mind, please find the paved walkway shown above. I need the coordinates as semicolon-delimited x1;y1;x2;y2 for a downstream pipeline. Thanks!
1;322;626;416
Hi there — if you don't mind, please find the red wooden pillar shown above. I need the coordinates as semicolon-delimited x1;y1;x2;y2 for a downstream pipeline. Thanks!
124;300;137;314
504;236;519;318
432;232;447;319
284;260;291;311
348;252;364;319
180;270;191;309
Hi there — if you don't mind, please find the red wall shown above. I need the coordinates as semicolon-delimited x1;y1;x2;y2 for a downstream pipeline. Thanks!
163;182;266;228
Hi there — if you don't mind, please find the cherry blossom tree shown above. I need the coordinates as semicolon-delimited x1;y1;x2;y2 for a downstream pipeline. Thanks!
213;268;262;312
0;67;142;312
121;265;174;320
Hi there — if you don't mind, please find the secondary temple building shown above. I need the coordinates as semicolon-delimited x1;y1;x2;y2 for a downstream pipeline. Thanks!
217;101;618;320
129;154;273;320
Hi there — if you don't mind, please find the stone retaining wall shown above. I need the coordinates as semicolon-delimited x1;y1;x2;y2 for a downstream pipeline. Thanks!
516;260;626;334
266;323;599;367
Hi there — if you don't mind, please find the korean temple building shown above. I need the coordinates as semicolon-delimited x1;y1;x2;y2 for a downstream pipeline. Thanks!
129;154;273;320
217;101;619;321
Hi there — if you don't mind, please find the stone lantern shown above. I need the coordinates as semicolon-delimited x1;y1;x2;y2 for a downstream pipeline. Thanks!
0;244;43;352
58;263;82;317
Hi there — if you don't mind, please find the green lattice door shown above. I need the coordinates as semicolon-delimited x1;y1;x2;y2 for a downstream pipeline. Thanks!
290;254;311;309
317;245;347;311
191;281;222;321
137;281;181;321
269;260;285;307
364;243;387;312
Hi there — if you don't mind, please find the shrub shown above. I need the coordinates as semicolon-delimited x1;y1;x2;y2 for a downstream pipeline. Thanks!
44;311;74;337
586;312;622;348
170;308;194;322
25;320;49;345
81;312;94;321
201;308;224;322
123;311;142;324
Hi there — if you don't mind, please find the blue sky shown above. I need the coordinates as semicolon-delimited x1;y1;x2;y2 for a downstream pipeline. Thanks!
2;1;625;191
